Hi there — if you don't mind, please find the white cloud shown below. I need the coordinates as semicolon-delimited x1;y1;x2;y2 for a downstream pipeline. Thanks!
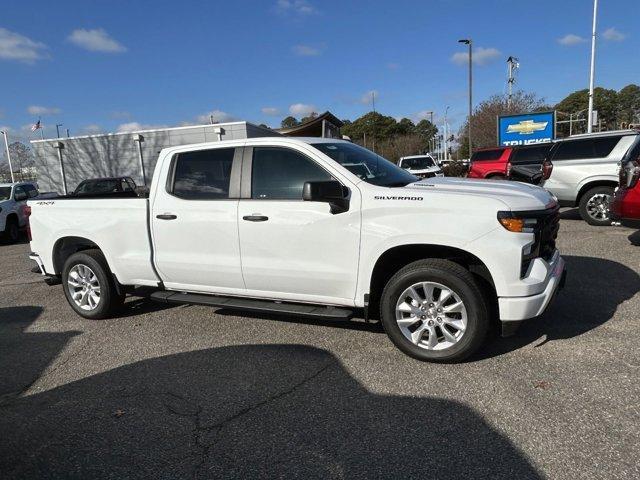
359;90;379;105
558;34;587;46
83;124;103;134
292;44;323;56
451;47;501;66
27;105;61;116
68;28;126;53
116;122;165;133
275;0;318;16
289;103;317;117
261;107;280;116
195;109;236;124
603;27;626;42
0;28;48;63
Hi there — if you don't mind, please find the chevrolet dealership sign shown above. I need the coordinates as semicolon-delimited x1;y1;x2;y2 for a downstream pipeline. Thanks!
498;111;556;146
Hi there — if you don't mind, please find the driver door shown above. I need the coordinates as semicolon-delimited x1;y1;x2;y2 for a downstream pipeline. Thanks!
237;145;361;305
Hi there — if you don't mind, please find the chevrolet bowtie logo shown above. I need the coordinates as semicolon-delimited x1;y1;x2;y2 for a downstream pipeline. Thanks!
507;120;548;135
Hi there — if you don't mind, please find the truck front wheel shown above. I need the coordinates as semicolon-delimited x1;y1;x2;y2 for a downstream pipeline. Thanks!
62;250;124;319
380;259;489;363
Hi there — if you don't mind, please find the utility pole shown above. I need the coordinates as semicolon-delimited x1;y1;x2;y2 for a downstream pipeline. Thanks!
587;0;598;133
1;130;15;183
371;91;376;153
443;106;450;161
506;56;519;108
458;39;473;156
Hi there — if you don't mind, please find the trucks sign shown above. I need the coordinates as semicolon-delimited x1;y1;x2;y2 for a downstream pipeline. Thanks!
498;111;555;146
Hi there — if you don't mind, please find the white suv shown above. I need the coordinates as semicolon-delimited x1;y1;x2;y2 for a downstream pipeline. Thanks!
542;130;639;225
398;154;443;179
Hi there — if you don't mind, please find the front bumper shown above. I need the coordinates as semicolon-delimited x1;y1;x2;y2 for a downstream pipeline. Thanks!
498;252;566;322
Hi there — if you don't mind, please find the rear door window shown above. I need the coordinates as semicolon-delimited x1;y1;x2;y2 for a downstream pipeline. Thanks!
552;139;595;161
471;149;505;161
23;184;39;198
593;136;622;157
171;148;235;199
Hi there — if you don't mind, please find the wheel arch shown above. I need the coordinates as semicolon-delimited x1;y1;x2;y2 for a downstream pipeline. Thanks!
52;236;103;275
367;244;497;318
576;179;617;203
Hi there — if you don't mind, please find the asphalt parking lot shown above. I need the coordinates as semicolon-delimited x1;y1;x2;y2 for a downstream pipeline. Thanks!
1;209;639;479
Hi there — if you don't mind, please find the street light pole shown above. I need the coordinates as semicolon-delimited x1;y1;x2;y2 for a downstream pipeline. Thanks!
1;130;15;183
587;0;598;133
56;123;63;139
459;39;473;156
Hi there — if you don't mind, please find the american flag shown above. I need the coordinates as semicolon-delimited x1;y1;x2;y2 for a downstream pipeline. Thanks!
31;119;42;132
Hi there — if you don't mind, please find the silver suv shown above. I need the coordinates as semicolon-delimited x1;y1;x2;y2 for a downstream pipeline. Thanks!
542;130;639;226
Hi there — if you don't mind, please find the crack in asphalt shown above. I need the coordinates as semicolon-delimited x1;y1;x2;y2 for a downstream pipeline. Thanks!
161;362;333;479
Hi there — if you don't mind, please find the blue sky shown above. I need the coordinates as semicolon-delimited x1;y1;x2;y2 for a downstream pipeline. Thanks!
1;0;638;142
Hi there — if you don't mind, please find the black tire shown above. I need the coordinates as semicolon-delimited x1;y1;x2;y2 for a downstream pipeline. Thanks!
62;249;125;319
380;259;489;363
3;216;19;243
579;186;614;226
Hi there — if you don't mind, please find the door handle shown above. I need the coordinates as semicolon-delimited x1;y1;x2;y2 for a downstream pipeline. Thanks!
156;214;177;220
242;215;269;222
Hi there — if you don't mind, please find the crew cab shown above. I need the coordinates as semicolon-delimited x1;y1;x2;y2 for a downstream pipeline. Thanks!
1;182;41;243
397;154;443;179
466;147;513;180
28;138;566;362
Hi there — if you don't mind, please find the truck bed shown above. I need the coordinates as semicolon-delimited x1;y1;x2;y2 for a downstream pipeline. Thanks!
28;196;159;287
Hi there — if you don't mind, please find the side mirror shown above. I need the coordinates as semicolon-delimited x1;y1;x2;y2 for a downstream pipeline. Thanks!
303;180;349;214
14;191;28;201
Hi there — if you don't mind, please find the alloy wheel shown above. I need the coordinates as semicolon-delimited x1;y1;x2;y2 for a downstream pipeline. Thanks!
67;264;101;311
395;281;467;351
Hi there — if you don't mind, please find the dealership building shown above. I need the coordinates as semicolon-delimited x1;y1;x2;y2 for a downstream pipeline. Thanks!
30;111;345;194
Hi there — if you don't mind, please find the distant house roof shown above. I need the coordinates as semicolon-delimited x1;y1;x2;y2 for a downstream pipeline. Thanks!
277;111;344;138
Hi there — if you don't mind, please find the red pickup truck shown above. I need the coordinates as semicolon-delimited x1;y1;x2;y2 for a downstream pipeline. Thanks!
466;147;513;179
611;136;640;226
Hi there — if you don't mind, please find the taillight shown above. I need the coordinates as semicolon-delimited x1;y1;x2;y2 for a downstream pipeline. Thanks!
24;205;32;217
623;160;640;189
542;160;553;180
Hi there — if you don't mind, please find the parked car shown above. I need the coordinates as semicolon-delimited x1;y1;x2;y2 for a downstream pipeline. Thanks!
397;154;443;178
610;134;640;227
72;177;137;196
541;130;639;226
466;147;513;179
0;182;41;243
28;137;565;363
506;143;554;185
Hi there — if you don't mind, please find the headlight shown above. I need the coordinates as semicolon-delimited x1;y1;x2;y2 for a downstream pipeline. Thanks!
497;211;538;233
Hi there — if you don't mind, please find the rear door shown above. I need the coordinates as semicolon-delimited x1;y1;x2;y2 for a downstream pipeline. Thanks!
151;146;245;293
237;144;361;305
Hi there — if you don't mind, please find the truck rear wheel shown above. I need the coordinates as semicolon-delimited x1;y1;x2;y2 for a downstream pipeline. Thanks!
62;249;124;319
380;259;489;363
579;186;614;226
3;216;19;243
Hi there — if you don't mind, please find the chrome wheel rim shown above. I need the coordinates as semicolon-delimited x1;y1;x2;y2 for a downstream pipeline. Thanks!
67;264;101;311
586;193;611;221
395;281;467;351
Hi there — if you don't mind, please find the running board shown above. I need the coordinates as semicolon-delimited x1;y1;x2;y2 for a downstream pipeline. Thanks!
150;291;353;320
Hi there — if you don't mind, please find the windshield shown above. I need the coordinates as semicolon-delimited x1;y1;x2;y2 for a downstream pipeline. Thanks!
401;156;435;170
311;142;418;187
0;187;11;201
75;179;120;195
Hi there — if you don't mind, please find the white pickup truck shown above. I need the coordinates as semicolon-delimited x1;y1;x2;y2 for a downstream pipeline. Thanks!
28;137;565;362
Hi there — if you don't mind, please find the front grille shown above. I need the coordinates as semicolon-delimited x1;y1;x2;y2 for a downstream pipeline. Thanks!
520;205;560;277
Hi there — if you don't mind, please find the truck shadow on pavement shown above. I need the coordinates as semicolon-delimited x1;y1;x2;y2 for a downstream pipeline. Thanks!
479;254;640;359
0;306;81;405
0;341;543;479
